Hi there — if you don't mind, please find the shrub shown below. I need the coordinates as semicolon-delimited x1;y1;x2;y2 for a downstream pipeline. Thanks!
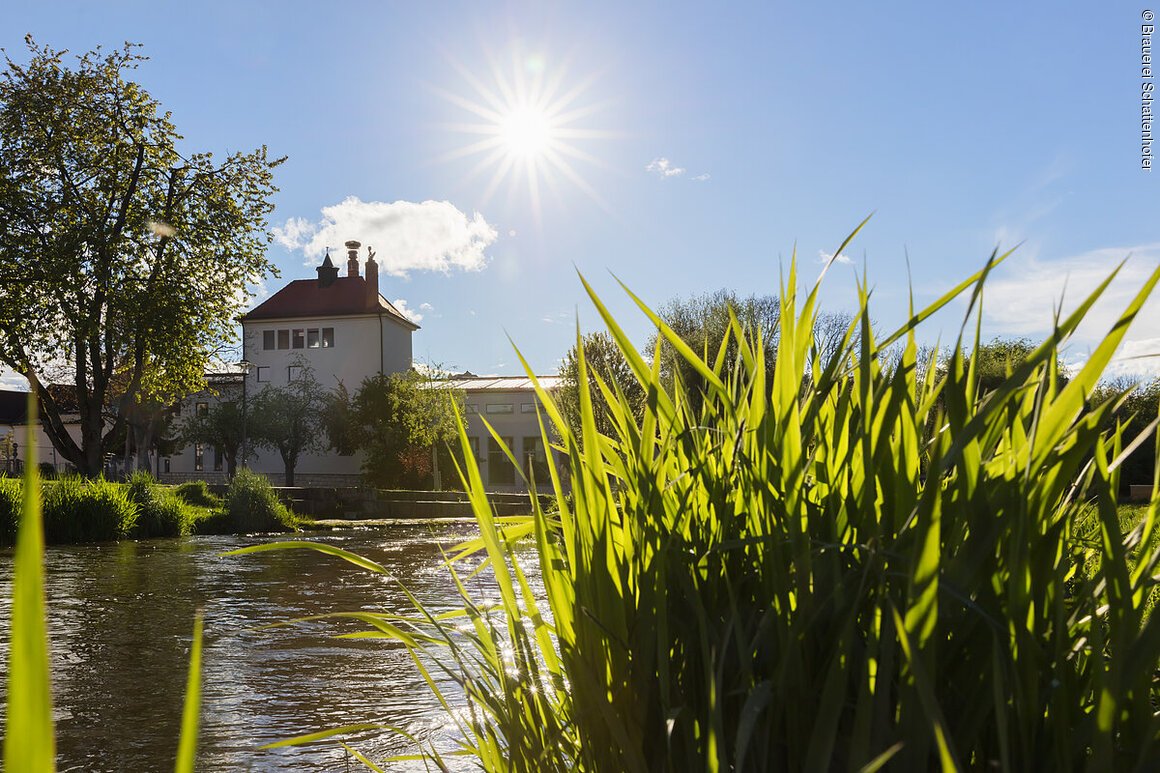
37;462;56;480
175;480;221;508
256;244;1160;769
128;471;193;538
0;477;21;545
43;477;138;543
219;469;296;533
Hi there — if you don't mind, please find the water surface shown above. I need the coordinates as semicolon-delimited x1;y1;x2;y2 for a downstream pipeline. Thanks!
0;524;489;771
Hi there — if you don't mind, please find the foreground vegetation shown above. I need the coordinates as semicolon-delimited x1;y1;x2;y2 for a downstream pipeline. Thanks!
254;242;1160;770
0;469;298;546
6;238;1160;771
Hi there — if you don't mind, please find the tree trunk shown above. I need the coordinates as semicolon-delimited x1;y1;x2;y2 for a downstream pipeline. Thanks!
281;449;296;487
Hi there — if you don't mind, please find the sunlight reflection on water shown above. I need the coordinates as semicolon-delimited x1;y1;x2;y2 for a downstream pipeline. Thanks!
0;523;516;772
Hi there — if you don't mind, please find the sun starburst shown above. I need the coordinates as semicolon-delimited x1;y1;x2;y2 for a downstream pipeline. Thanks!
436;47;613;220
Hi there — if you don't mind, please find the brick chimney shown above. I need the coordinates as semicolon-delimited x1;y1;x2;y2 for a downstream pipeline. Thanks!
345;240;361;278
365;246;379;309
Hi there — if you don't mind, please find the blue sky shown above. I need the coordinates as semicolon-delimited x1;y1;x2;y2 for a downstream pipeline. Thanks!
4;2;1157;380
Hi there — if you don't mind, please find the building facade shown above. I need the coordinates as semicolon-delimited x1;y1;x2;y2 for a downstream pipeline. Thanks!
158;240;563;491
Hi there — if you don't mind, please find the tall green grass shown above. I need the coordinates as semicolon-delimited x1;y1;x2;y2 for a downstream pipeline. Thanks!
3;393;206;772
245;240;1160;770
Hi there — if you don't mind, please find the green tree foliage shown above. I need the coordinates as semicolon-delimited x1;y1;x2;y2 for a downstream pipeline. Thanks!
247;364;329;487
1090;376;1160;494
346;370;465;489
0;37;282;476
556;331;645;442
652;290;781;396
177;399;243;478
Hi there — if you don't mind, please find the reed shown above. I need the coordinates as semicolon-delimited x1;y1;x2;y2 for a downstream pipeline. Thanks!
247;235;1160;771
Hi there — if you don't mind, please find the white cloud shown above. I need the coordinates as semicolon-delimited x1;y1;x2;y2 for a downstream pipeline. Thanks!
273;197;498;278
419;302;434;312
272;216;316;251
646;157;685;178
392;298;424;324
978;242;1160;377
693;173;711;182
819;249;852;265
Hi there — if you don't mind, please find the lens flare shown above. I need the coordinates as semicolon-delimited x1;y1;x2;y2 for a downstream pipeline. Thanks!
436;46;614;219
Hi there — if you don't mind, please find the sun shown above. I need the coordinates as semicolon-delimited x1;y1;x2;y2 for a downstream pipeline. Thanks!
436;47;612;218
499;105;552;159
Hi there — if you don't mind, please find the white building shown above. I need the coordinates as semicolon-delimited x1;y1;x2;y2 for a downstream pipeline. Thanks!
161;240;563;491
443;374;564;492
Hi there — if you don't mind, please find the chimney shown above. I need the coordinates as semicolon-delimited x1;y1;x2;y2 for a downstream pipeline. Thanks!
365;246;379;308
316;250;338;288
345;240;361;277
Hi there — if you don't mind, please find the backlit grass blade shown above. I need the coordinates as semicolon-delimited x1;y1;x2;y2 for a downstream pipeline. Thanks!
4;391;55;773
174;611;203;773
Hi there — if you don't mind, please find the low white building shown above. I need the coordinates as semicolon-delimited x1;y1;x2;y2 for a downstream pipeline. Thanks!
443;374;564;492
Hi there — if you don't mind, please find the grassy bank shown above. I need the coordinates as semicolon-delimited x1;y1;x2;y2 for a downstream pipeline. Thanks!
0;469;298;546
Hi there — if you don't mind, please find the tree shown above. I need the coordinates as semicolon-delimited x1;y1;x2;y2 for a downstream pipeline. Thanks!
347;370;465;489
556;331;645;442
0;38;282;476
177;400;243;478
248;365;329;487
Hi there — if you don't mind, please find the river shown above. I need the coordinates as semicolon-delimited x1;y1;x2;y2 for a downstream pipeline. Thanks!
0;523;503;771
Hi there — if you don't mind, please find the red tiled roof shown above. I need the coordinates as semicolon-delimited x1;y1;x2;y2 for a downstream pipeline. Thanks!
241;277;419;329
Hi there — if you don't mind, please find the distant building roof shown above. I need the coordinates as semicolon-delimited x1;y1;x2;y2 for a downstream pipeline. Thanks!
0;389;29;425
242;276;419;329
440;375;564;392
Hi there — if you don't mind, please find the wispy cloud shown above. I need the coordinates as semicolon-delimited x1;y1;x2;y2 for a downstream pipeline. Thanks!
646;157;685;178
979;242;1160;377
273;197;498;278
392;298;425;324
692;173;711;182
819;249;853;265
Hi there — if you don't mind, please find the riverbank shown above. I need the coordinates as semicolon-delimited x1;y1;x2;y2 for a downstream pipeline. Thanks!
0;470;297;545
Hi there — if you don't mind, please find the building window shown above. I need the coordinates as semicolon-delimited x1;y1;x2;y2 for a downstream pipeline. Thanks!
292;329;305;349
194;444;204;472
213;446;223;472
468;436;479;460
520;402;535;413
321;327;335;348
288;366;303;382
163;458;171;474
523;436;549;483
488;436;515;487
263;330;275;350
486;403;513;414
196;402;209;417
277;329;290;349
307;328;320;348
257;366;270;382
